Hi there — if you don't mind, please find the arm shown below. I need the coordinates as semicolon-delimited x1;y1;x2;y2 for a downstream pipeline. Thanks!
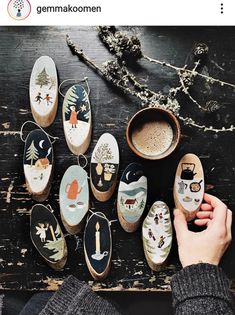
172;193;234;314
39;276;120;315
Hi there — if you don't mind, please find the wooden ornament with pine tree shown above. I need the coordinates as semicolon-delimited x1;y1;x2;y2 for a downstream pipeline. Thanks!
30;56;58;127
142;201;172;271
174;153;204;221
62;84;92;155
59;165;89;234
30;204;67;270
84;212;112;280
117;163;147;232
90;133;119;202
23;129;53;201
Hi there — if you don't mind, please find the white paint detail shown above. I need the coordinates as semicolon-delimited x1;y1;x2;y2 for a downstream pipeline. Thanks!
24;165;52;193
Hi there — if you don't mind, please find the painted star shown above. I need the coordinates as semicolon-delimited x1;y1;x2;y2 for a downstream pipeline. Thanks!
81;104;86;112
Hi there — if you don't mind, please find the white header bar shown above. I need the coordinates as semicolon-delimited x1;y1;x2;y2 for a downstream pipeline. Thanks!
0;0;233;26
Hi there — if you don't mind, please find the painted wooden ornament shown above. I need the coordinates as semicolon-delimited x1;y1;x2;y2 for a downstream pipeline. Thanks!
59;165;89;235
30;56;58;127
84;212;112;280
174;153;205;221
90;133;119;202
62;85;92;155
142;201;172;271
23;129;53;201
117;163;147;233
30;204;67;270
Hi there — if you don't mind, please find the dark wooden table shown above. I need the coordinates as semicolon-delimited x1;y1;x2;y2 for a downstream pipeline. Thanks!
0;26;235;292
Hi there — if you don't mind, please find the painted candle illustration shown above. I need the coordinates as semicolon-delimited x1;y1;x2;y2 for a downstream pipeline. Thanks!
118;163;147;224
63;85;91;146
84;212;112;279
30;56;57;116
91;222;108;261
23;130;53;194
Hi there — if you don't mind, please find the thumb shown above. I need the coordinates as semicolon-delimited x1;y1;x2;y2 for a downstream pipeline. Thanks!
174;209;188;241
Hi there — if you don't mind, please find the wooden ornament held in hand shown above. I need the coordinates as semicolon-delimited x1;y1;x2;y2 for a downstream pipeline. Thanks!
30;204;67;270
23;129;53;201
142;201;172;271
30;56;58;127
117;162;147;232
59;165;89;234
90;133;119;202
62;85;92;155
174;153;205;221
84;212;112;280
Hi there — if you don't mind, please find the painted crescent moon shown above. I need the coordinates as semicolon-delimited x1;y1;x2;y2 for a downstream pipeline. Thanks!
126;171;131;181
39;140;45;149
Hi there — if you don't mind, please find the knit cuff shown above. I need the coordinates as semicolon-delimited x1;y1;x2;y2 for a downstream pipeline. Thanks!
171;263;232;308
39;275;91;315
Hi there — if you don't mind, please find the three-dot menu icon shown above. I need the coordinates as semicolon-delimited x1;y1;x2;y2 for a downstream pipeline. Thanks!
221;3;224;14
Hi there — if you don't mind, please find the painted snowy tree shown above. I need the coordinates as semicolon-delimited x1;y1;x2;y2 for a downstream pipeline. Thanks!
44;224;64;261
49;77;56;90
139;199;145;209
26;141;39;167
36;68;50;88
63;86;79;115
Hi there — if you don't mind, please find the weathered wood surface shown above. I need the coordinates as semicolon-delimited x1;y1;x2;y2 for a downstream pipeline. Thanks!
0;26;235;292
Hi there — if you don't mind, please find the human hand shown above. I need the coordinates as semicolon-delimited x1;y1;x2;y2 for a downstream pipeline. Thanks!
174;193;232;268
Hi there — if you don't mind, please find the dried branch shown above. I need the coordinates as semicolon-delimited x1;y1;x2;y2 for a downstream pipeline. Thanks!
66;33;235;133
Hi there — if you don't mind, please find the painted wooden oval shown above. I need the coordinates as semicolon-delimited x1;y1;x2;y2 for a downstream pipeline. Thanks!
84;212;112;280
30;56;58;127
142;201;172;271
59;165;89;234
62;85;92;155
174;153;204;221
90;133;119;201
117;163;147;232
23;129;53;198
30;204;67;269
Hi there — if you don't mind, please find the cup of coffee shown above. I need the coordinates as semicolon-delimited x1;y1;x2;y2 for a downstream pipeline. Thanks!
126;107;181;160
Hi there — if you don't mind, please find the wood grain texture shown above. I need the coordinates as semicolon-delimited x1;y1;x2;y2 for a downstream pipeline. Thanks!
0;26;235;292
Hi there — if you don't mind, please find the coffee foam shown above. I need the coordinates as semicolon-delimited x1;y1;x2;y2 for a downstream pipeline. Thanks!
131;120;173;156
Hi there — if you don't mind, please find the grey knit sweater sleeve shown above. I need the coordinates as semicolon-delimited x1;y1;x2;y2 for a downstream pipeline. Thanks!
171;263;234;315
39;275;120;315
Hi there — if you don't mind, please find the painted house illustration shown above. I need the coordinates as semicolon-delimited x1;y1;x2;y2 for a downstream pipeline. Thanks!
124;199;138;210
35;158;50;170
